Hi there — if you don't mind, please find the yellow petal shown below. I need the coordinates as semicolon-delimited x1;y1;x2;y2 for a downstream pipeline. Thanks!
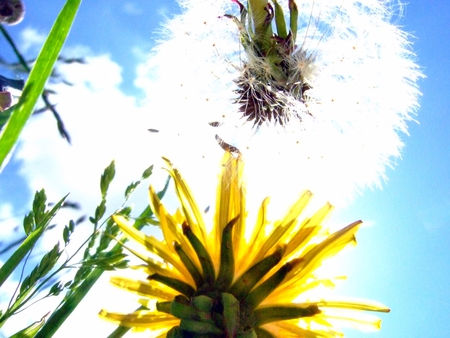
262;277;344;305
110;276;177;300
149;186;201;271
317;299;390;313
119;245;183;281
131;264;179;280
213;151;246;265
163;157;207;244
248;191;314;268
113;215;193;286
286;221;361;284
99;309;179;329
236;196;270;274
266;321;342;337
284;202;333;258
316;308;385;332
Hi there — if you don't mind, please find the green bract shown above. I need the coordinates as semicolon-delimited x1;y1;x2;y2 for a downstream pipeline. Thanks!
226;0;310;126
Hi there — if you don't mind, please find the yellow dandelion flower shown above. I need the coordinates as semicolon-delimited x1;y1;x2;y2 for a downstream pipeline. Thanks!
100;151;389;337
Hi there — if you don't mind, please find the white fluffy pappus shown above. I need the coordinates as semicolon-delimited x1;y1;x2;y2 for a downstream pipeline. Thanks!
137;0;422;205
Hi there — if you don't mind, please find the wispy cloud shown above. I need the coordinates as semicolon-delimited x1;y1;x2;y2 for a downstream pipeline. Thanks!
15;46;164;208
19;27;46;54
123;2;143;16
418;199;450;232
0;41;170;336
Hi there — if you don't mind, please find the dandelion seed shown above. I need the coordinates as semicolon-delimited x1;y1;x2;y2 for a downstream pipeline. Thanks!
141;0;422;203
100;151;389;336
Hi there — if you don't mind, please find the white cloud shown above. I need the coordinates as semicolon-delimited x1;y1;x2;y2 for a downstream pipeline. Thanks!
0;203;19;237
418;199;450;232
16;47;168;210
123;2;143;15
19;27;46;54
0;45;174;336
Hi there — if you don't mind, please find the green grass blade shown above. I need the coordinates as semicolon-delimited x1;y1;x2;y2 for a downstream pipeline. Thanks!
34;267;103;338
0;195;67;289
0;0;81;169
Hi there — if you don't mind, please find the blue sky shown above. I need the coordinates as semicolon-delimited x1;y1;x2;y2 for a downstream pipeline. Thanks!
1;0;449;337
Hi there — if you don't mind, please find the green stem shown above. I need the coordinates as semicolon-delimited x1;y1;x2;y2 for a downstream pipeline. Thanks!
0;24;30;72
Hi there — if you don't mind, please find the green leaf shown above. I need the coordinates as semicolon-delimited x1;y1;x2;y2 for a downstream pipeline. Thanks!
149;273;195;298
222;293;240;337
0;0;81;169
142;165;153;179
243;260;296;312
94;199;107;222
124;165;153;199
174;241;203;288
19;244;61;296
253;304;320;326
179;319;223;335
87;252;128;269
192;295;214;314
124;181;140;199
49;282;65;297
62;220;75;245
100;160;116;197
183;224;215;285
29;189;48;229
215;216;239;290
69;266;92;291
9;316;46;338
170;295;199;320
23;212;34;235
272;0;287;38
288;0;298;43
229;246;284;301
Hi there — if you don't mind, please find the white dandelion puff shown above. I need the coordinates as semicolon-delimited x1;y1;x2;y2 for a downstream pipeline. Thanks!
138;0;422;204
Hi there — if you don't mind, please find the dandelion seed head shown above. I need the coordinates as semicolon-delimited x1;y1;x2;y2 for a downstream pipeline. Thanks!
140;0;422;204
